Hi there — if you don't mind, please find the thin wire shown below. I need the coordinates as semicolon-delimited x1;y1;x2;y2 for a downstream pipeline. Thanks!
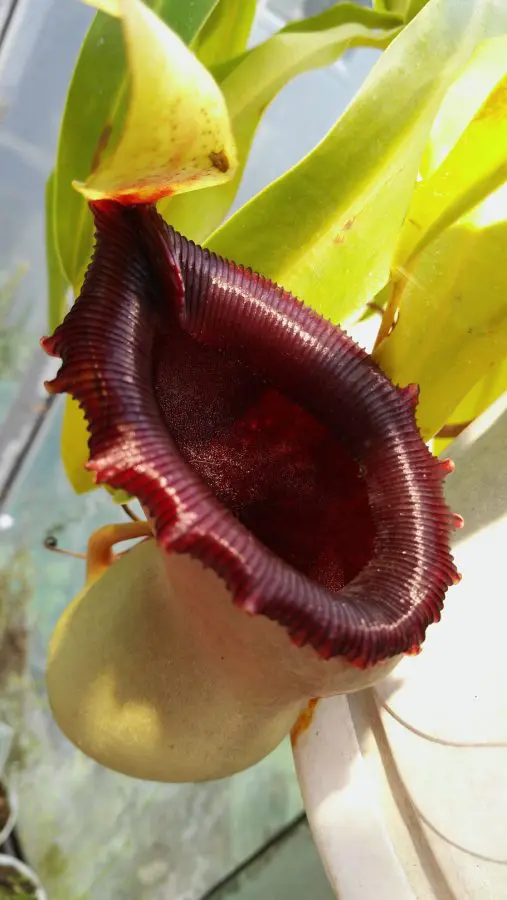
415;804;507;865
380;699;507;749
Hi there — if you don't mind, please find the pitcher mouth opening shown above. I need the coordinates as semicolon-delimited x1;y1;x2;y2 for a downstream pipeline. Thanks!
42;199;461;668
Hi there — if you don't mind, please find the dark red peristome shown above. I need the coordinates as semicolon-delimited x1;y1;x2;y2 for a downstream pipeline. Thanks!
42;201;460;667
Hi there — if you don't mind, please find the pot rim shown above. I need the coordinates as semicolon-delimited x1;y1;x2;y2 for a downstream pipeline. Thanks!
0;782;18;847
0;853;47;900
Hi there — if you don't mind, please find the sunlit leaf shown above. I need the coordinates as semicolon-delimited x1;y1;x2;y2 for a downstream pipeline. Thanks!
194;0;256;68
61;397;97;495
373;0;428;19
207;0;507;326
160;2;401;242
374;182;507;440
45;171;69;332
420;39;507;179
54;0;218;291
77;0;236;204
433;359;507;454
373;0;407;13
396;36;507;267
405;0;430;21
61;397;132;501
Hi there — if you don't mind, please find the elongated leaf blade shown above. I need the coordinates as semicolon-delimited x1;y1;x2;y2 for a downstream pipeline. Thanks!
405;0;430;20
373;0;407;12
61;395;133;500
374;0;429;18
160;2;401;242
206;0;507;326
433;359;507;453
45;171;69;332
61;397;98;495
374;182;507;440
397;36;507;266
194;0;256;68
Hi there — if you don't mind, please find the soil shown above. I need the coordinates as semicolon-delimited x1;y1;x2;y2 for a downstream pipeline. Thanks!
0;862;38;898
0;785;9;832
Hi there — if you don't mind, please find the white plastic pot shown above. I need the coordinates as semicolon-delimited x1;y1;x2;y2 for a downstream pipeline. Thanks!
294;394;507;899
0;854;47;900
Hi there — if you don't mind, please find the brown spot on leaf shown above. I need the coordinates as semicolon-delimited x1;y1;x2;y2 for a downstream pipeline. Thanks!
291;698;319;748
91;122;113;173
209;149;229;173
475;76;507;121
333;217;355;245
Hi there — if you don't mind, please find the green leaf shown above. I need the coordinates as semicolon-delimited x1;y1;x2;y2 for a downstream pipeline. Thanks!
374;0;429;18
77;0;236;204
45;171;69;332
61;396;132;502
396;36;507;267
405;0;431;21
373;0;407;13
374;182;507;441
61;397;98;495
54;0;218;292
207;0;507;327
194;0;256;68
160;2;401;243
433;359;507;454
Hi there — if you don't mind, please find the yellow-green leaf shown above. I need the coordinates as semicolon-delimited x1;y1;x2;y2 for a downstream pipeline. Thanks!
373;0;428;22
374;181;507;440
194;0;256;69
396;36;507;267
54;0;218;292
61;396;132;502
207;0;507;327
160;2;401;243
77;0;237;204
61;397;97;495
405;0;430;21
373;0;407;13
374;0;429;20
433;359;507;454
45;171;69;332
